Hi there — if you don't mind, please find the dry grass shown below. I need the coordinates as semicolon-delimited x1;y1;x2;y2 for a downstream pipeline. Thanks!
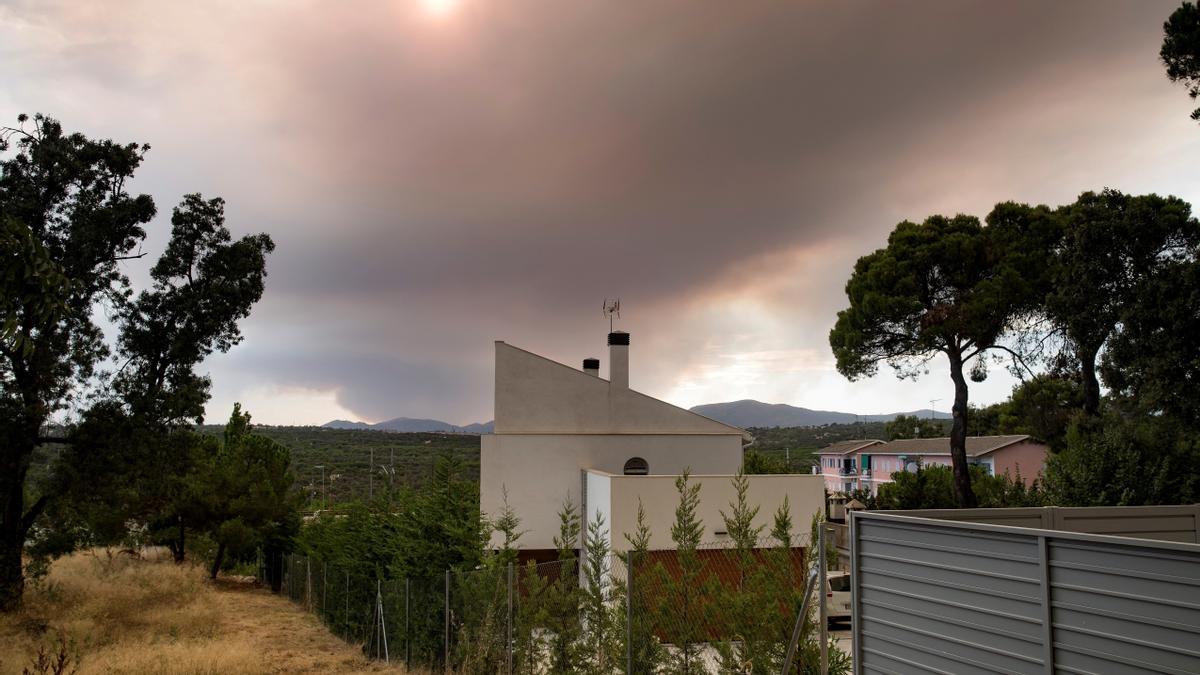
0;549;408;674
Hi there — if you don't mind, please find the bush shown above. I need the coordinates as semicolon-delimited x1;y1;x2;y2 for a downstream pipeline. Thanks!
1043;411;1200;506
876;464;1044;510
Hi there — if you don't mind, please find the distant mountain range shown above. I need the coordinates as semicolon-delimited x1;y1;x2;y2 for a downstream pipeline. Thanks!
323;399;947;434
688;400;949;428
323;417;494;434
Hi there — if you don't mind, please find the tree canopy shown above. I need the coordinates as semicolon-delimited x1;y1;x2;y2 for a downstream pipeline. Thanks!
116;194;275;428
1162;1;1200;121
829;208;1056;507
1045;189;1198;415
884;414;945;441
195;404;300;580
0;113;276;611
1;114;157;611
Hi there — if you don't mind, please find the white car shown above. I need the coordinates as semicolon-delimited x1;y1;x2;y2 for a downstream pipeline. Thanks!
824;571;852;625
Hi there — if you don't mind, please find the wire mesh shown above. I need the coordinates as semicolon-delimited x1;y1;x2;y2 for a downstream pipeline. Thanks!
273;541;843;674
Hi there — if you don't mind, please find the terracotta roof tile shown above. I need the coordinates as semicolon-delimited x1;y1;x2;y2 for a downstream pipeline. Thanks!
867;435;1033;457
818;439;885;455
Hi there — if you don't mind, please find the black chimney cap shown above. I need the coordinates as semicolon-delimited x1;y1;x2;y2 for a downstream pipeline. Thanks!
607;331;630;346
583;358;600;369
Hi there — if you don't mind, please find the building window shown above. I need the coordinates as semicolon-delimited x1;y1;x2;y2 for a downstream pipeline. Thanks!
623;457;649;475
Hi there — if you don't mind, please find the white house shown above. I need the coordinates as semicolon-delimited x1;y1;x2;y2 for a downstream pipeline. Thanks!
480;330;825;560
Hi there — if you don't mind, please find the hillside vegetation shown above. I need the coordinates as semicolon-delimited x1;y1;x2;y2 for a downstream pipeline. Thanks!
199;426;481;508
0;550;403;675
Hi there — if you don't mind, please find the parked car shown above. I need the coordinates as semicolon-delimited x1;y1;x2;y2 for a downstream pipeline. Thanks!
824;571;852;625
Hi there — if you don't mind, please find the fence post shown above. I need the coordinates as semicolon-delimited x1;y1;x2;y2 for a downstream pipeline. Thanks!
405;577;411;670
1038;535;1054;674
850;513;863;675
444;569;451;675
781;568;820;674
376;578;389;662
305;557;312;612
820;525;829;675
626;552;633;675
507;561;514;675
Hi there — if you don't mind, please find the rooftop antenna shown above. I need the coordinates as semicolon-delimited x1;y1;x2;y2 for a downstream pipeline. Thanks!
603;298;621;332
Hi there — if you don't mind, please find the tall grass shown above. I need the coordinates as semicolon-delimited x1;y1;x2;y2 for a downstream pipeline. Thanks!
0;549;402;674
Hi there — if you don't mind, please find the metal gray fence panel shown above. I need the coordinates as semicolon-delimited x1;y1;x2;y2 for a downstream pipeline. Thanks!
833;504;1200;572
851;512;1200;675
1047;538;1200;674
887;505;1200;543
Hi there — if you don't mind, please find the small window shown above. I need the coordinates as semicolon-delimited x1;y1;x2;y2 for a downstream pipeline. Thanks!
623;457;649;475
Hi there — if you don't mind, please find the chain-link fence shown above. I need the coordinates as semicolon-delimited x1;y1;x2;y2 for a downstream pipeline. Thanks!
267;537;844;674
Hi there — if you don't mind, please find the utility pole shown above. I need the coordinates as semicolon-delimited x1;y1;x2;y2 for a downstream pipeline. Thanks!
370;448;374;501
929;399;941;420
314;465;326;511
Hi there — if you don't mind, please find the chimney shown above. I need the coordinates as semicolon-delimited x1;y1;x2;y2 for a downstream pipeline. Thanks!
608;331;629;388
582;358;600;377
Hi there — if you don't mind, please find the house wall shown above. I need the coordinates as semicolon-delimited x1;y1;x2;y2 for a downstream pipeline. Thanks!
482;433;742;549
820;440;1048;495
601;472;825;552
585;470;613;551
494;342;740;435
991;440;1048;485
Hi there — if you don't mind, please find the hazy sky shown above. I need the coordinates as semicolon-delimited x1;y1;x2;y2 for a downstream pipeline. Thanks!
3;0;1197;426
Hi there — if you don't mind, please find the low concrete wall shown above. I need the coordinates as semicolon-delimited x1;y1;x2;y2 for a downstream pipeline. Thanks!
595;472;825;552
482;433;741;549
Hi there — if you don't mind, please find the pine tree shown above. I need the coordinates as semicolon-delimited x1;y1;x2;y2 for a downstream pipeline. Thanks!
454;493;523;673
767;498;800;673
715;472;774;673
658;470;718;674
513;559;549;673
545;497;584;672
619;499;664;673
579;510;620;675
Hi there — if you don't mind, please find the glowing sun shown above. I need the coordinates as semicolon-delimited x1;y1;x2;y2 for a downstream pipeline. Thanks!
420;0;460;19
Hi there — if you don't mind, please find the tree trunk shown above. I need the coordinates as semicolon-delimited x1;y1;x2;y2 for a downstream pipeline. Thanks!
0;420;39;613
266;550;281;593
1079;343;1101;416
948;354;979;509
209;541;226;580
173;518;186;564
0;507;24;613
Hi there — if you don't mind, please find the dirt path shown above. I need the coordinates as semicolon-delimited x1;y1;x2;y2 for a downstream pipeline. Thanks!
211;578;407;674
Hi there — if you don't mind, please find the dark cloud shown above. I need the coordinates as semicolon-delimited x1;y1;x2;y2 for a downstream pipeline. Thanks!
259;0;1167;309
3;0;1195;423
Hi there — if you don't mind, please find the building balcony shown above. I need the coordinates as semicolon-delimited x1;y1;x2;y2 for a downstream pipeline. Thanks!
839;467;857;476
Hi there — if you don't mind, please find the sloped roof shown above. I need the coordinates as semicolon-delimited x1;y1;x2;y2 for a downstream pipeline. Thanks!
869;435;1034;457
493;341;751;440
818;439;885;456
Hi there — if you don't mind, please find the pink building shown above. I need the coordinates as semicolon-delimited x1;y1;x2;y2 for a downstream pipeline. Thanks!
816;435;1049;495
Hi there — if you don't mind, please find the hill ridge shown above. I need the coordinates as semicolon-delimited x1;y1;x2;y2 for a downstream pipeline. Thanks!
323;399;948;433
688;399;949;428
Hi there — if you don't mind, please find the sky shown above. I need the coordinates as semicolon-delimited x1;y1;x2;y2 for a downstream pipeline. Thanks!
2;0;1198;426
